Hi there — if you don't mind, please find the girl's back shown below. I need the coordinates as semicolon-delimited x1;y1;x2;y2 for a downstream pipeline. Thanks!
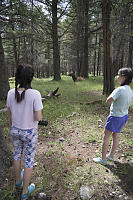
7;88;43;129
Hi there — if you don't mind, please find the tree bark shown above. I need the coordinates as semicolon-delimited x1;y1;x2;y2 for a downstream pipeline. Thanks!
97;36;101;76
127;18;133;68
0;34;10;100
93;33;98;77
76;0;88;78
31;0;34;69
76;0;84;77
52;0;61;80
112;35;123;76
82;0;89;78
102;0;114;95
12;27;19;69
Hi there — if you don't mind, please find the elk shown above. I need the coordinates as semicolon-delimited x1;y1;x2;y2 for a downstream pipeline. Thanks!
68;72;85;82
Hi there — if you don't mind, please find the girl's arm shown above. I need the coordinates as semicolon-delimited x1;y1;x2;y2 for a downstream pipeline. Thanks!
7;107;12;126
34;110;42;121
106;96;114;104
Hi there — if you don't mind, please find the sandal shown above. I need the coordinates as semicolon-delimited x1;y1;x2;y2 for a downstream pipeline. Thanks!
106;155;114;162
16;169;24;188
93;157;107;165
21;183;35;200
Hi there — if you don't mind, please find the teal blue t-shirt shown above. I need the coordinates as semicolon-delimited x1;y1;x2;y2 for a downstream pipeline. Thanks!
109;85;133;117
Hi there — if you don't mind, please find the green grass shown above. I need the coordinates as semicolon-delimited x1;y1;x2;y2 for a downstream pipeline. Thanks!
31;76;104;121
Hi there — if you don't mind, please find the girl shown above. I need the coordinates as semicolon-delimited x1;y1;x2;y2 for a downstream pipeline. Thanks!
93;68;133;165
7;64;43;199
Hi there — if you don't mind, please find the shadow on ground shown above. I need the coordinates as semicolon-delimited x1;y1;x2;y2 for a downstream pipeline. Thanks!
106;161;133;197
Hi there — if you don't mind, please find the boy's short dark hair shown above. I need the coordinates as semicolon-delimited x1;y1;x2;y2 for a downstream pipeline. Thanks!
118;68;133;86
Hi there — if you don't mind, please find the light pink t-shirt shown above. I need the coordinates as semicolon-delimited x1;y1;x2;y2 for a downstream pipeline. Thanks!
6;88;43;129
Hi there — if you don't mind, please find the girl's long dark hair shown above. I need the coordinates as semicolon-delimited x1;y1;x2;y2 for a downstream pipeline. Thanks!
15;64;34;103
119;68;133;86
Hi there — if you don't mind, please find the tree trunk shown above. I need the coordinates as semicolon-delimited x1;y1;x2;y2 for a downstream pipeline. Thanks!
0;34;10;100
76;0;84;77
31;0;34;69
102;0;114;95
82;0;89;78
52;0;61;80
76;0;88;78
10;1;18;69
112;35;123;76
12;32;18;68
46;42;50;78
0;127;13;181
97;36;101;76
93;33;98;77
127;18;133;68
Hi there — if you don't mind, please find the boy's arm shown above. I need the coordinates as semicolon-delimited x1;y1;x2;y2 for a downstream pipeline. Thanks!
7;107;12;126
106;96;114;104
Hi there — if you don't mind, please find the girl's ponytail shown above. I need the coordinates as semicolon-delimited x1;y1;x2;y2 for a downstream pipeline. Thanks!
15;64;33;103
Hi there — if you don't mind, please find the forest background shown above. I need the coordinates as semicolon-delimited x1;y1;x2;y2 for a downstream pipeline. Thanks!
0;0;132;99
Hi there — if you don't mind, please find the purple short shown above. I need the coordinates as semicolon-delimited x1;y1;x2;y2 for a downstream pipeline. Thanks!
10;126;38;168
105;115;128;133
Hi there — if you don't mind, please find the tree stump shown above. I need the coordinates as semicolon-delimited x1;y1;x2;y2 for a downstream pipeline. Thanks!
0;127;13;181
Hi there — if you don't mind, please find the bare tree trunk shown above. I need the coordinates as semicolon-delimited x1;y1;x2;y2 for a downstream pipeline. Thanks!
112;35;123;76
9;1;18;69
102;0;114;95
76;0;88;78
93;33;98;77
76;0;84;77
31;0;34;69
46;42;50;78
23;36;28;63
127;18;133;68
97;36;101;76
76;27;80;76
0;34;10;100
82;0;89;78
11;21;18;68
52;0;61;80
12;32;18;68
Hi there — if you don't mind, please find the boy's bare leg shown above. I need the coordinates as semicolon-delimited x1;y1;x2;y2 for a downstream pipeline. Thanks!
109;132;119;158
102;129;112;160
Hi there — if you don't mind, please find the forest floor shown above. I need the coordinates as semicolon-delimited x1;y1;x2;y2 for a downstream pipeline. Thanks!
0;77;133;200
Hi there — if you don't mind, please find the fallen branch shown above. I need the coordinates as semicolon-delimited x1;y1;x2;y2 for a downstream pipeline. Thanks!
80;100;102;105
42;87;61;101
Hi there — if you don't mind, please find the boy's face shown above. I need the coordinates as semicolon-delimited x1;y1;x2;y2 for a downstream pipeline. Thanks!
117;73;126;85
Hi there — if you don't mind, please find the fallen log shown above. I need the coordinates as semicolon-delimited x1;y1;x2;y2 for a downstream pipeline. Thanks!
80;100;102;105
42;87;61;101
